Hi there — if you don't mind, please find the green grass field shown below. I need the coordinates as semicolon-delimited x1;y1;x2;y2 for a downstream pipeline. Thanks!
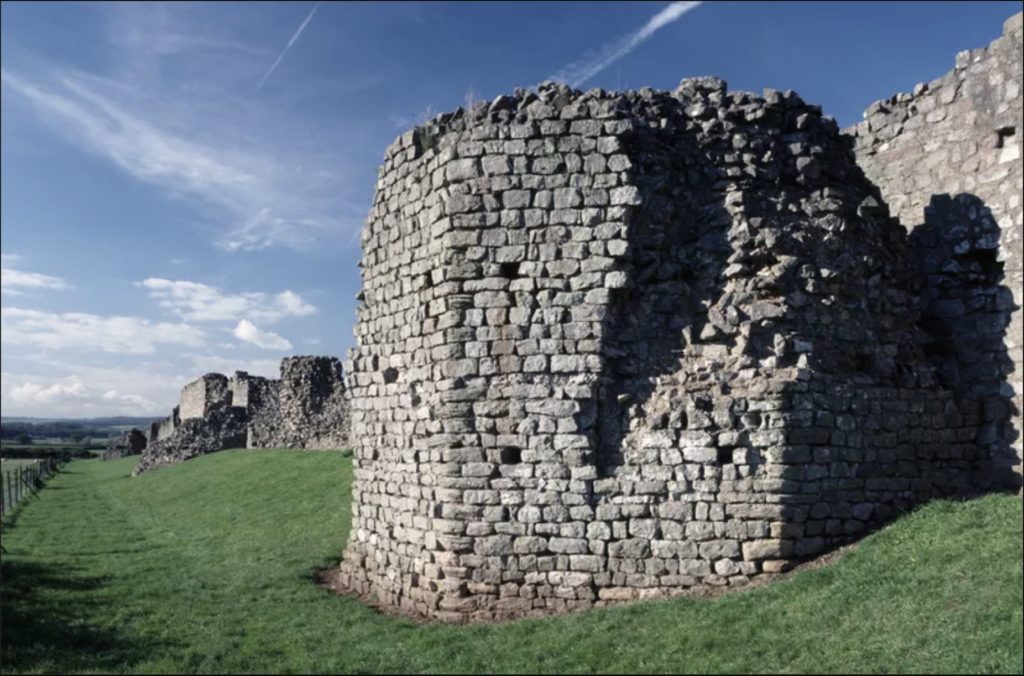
1;450;1021;674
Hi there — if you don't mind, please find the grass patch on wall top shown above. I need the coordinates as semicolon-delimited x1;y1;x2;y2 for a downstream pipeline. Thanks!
1;450;1021;674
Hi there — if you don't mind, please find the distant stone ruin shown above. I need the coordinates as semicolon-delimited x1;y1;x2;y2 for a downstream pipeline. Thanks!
248;356;350;450
102;428;147;460
335;14;1022;621
133;356;349;475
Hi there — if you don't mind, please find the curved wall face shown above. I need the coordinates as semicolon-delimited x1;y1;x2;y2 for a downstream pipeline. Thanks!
339;73;1002;621
846;13;1023;485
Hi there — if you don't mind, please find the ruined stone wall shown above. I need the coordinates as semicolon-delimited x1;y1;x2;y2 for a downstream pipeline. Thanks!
134;357;349;474
845;12;1023;483
248;356;349;449
338;74;999;621
134;374;245;475
179;373;231;420
102;428;147;460
133;407;248;475
230;371;283;448
154;406;179;442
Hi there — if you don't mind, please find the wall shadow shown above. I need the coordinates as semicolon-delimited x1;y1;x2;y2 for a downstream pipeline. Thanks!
909;192;1021;491
590;108;732;482
582;94;1020;575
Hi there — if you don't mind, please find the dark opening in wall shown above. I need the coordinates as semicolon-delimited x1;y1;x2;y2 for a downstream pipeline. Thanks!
956;249;1004;276
500;446;522;464
383;367;399;384
499;262;520;279
717;446;736;465
996;126;1016;148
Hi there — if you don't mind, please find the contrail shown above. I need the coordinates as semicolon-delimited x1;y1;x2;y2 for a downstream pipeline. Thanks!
257;1;322;90
546;1;702;89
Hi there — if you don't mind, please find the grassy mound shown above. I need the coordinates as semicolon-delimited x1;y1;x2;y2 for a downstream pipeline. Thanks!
1;450;1021;674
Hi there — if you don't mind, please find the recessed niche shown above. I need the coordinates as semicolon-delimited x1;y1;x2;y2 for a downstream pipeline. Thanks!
500;446;522;464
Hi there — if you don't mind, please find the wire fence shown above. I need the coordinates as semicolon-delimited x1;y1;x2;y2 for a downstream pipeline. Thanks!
0;457;61;517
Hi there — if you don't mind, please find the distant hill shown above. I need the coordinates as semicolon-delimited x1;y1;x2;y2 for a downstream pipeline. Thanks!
1;416;161;426
1;416;163;446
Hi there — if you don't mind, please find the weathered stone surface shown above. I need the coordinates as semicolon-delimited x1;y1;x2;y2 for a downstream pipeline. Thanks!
133;356;350;475
102;428;147;460
337;13;1022;623
133;406;248;474
845;14;1023;487
247;357;350;450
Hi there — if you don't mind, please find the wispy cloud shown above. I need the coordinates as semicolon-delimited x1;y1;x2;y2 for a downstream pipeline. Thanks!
139;278;317;323
1;307;205;354
233;319;292;350
547;1;702;88
1;254;71;294
0;68;361;250
257;1;322;90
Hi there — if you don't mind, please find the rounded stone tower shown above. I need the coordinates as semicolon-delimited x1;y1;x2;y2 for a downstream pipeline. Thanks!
336;78;993;621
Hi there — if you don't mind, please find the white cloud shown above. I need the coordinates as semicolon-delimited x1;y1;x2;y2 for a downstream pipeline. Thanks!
1;373;163;417
139;277;317;323
547;1;702;88
1;255;70;294
233;319;292;350
0;306;205;354
1;269;70;293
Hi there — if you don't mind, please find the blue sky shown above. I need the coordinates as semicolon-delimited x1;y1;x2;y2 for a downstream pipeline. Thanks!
1;0;1019;418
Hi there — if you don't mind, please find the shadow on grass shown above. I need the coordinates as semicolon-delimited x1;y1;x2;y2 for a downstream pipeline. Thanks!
0;559;171;672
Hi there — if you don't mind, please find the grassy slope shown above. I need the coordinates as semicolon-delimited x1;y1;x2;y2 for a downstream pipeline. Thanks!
1;450;1021;674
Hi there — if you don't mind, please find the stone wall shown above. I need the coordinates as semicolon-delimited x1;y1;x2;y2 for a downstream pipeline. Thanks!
134;357;349;474
179;373;231;420
133;407;248;475
844;11;1023;485
102;428;147;460
281;356;349;450
337;20;1020;620
150;405;179;444
134;373;246;475
229;370;281;447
